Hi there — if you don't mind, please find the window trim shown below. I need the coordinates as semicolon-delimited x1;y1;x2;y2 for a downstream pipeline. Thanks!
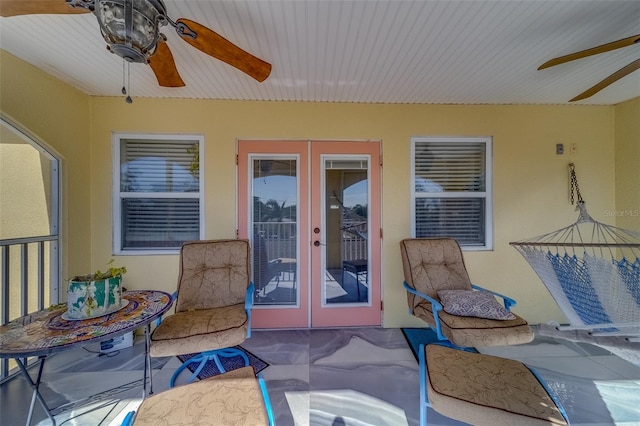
112;133;204;255
410;136;493;251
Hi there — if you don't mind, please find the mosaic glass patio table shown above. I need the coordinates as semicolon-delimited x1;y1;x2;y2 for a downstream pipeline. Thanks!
0;290;173;426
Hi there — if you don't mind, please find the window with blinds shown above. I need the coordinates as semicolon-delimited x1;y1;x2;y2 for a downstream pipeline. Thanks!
412;137;492;249
113;135;203;253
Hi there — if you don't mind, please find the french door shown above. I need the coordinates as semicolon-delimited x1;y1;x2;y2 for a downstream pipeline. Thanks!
238;140;381;328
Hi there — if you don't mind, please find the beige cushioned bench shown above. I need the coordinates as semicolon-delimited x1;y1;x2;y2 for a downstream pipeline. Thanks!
422;345;568;426
130;366;270;425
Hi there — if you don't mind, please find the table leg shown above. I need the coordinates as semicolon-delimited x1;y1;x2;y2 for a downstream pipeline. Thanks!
143;323;153;397
16;356;56;426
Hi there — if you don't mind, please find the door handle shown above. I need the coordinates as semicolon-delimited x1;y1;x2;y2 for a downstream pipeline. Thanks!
314;240;321;247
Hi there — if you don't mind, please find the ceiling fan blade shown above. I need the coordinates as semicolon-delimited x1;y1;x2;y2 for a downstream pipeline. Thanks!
0;0;89;17
539;33;640;70
570;58;640;102
148;39;185;88
175;18;271;82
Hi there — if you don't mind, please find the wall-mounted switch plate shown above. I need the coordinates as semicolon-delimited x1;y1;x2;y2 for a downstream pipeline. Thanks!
556;143;564;155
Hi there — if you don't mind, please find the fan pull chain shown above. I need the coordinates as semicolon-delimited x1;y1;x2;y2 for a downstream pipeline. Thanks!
569;163;583;205
121;60;133;103
126;62;132;104
122;59;127;96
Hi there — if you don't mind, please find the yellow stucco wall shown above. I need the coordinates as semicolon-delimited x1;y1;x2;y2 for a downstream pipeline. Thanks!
0;50;91;290
4;49;637;328
89;98;616;326
615;97;640;233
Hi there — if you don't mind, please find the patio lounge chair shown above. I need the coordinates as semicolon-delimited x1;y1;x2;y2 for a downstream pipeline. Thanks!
149;239;254;387
400;238;534;347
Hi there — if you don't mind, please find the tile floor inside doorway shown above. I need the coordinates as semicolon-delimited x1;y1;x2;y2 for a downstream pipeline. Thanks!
2;326;640;425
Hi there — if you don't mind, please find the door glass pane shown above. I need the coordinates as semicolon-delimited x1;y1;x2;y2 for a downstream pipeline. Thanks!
251;158;298;306
323;158;369;305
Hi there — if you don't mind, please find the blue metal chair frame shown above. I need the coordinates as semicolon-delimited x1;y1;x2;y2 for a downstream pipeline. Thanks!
258;373;276;426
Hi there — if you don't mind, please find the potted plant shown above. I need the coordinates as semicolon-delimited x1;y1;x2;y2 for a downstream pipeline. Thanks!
66;260;127;320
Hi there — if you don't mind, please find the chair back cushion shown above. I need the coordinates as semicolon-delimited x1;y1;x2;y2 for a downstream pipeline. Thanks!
176;239;250;312
400;238;472;309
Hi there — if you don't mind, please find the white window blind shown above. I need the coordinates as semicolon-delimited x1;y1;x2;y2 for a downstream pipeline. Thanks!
412;137;492;249
114;135;203;253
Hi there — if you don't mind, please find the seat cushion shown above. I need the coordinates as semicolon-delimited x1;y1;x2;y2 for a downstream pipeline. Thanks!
414;303;534;347
150;304;248;357
132;366;269;426
425;345;568;426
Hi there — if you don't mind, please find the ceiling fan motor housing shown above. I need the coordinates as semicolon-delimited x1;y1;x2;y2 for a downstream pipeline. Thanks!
95;0;168;63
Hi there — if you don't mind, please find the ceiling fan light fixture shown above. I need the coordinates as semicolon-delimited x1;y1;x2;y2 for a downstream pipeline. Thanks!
95;0;167;63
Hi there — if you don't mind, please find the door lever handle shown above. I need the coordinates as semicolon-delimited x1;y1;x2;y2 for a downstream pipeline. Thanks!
313;240;325;247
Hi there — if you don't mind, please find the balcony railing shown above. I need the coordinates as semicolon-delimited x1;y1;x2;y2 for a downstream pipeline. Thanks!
0;235;60;382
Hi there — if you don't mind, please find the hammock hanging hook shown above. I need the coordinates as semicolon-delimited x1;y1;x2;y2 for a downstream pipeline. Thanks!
569;163;584;205
569;163;594;223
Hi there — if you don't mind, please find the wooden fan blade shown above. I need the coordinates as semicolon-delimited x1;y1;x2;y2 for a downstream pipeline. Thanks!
175;18;271;82
0;0;89;17
148;40;185;88
570;58;640;102
539;33;640;70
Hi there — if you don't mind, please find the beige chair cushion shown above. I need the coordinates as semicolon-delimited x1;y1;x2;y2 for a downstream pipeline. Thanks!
176;239;251;312
150;304;248;357
414;303;533;347
132;366;269;426
425;345;568;426
400;238;472;310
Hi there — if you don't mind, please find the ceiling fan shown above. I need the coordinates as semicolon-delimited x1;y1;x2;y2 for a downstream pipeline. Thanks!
1;0;271;93
538;33;640;102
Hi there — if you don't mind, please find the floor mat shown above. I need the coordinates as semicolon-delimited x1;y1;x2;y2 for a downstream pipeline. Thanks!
177;346;269;380
401;328;443;361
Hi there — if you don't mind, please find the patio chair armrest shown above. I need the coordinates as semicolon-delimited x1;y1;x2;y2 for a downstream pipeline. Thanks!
471;284;517;310
403;281;447;341
403;281;443;312
246;282;255;310
245;282;255;338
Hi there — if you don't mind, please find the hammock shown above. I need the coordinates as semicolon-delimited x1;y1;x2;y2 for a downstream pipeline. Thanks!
510;164;640;364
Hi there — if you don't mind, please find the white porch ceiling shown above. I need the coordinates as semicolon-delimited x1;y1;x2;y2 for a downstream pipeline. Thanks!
1;0;639;105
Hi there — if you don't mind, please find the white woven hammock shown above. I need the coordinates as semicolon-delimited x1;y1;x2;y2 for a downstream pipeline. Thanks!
511;200;640;365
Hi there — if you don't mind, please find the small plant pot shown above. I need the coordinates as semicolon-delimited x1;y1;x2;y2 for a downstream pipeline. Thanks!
66;276;123;320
